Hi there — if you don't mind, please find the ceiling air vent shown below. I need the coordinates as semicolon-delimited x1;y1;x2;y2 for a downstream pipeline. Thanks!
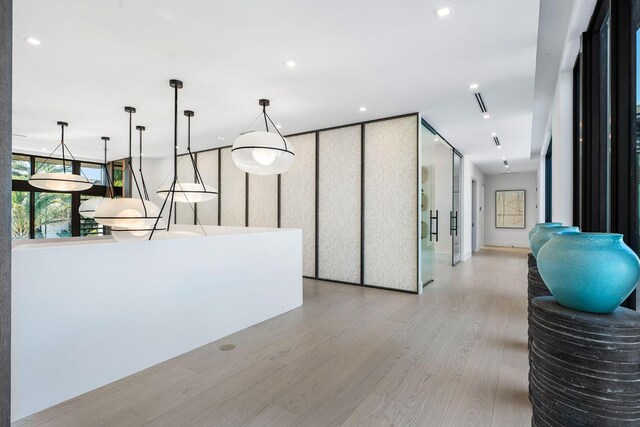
494;136;501;148
503;160;508;166
473;92;488;113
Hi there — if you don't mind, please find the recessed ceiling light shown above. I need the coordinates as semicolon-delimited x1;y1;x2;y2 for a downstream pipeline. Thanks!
24;37;41;46
435;6;451;18
501;157;506;160
217;136;225;140
434;137;439;142
491;132;497;136
41;148;47;152
276;124;282;129
496;145;502;149
359;107;367;112
469;83;479;90
285;60;296;68
505;165;509;168
483;114;491;119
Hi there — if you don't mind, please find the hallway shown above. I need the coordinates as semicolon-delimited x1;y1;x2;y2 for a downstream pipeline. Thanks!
16;248;531;427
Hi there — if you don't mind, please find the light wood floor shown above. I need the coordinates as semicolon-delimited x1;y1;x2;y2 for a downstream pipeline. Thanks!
15;247;531;427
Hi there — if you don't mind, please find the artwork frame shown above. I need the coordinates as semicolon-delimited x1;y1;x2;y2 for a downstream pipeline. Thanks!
495;190;526;229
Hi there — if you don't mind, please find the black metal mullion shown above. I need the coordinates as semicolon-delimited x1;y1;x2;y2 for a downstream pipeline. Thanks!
360;123;365;286
314;131;319;279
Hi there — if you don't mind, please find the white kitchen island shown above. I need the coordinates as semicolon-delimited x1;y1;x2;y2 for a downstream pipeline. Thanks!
11;226;303;422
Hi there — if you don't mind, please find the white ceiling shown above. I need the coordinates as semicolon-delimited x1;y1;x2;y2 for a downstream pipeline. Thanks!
13;0;542;175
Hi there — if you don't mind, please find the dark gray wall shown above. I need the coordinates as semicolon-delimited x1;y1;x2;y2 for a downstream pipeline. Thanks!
0;0;11;424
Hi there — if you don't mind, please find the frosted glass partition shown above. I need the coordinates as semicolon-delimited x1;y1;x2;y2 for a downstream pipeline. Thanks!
318;125;361;283
364;116;418;291
248;175;278;227
175;154;195;225
280;133;316;277
195;150;219;225
220;148;246;226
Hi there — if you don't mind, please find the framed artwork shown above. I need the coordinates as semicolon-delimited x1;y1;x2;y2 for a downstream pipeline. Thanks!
495;190;526;229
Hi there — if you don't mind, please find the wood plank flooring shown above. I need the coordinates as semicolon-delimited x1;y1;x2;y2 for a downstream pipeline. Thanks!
14;247;531;427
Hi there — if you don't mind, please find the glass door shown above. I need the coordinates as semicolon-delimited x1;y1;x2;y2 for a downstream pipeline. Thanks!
420;124;437;286
452;152;462;265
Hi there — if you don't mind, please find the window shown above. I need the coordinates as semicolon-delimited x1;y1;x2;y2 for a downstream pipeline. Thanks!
12;155;30;181
11;191;30;240
10;153;125;240
34;192;72;239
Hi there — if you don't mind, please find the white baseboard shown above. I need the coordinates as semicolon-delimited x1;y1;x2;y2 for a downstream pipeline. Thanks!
484;241;529;248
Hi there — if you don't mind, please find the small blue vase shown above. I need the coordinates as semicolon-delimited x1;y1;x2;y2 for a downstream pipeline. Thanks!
528;222;562;240
537;232;640;313
530;225;579;258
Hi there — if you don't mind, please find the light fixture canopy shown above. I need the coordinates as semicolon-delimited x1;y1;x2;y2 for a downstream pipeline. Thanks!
232;99;295;175
28;121;93;192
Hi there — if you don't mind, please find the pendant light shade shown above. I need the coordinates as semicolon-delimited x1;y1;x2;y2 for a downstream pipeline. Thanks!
157;182;218;203
29;122;93;192
79;137;112;219
78;196;103;219
232;99;294;175
156;109;218;203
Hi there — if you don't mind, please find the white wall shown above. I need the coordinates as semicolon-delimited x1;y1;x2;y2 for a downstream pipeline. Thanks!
485;172;538;248
462;157;485;259
538;70;573;225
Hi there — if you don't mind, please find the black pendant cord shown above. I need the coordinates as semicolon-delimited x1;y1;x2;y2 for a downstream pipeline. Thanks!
262;104;269;132
185;111;207;191
264;111;289;152
101;137;115;198
124;106;148;216
137;126;150;201
60;123;67;172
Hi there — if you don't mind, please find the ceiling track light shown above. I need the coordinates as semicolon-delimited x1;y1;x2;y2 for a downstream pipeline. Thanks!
79;136;115;218
157;107;218;204
28;121;93;192
232;99;295;175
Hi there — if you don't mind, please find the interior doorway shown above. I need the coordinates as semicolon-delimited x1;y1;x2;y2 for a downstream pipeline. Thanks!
472;179;478;253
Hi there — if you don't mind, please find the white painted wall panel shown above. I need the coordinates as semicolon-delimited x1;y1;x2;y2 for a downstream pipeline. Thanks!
318;126;361;283
220;148;246;226
364;116;418;291
280;133;316;277
175;154;195;225
248;174;278;228
195;150;219;225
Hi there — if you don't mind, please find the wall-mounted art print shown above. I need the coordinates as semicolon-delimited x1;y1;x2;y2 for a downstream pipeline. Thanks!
495;190;526;229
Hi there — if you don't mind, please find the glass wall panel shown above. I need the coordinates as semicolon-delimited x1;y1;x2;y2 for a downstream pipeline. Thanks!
79;195;104;237
34;192;72;239
11;191;30;240
35;157;71;175
452;153;462;265
420;124;436;286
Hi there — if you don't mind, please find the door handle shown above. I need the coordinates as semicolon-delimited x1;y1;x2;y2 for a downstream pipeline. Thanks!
429;210;439;242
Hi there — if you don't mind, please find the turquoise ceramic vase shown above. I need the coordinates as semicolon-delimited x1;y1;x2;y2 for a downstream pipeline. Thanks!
537;232;640;313
528;222;562;240
530;225;579;258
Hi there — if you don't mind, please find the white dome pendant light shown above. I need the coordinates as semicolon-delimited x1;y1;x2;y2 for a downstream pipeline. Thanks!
79;136;114;218
156;110;218;203
28;121;93;192
232;99;295;175
94;106;165;241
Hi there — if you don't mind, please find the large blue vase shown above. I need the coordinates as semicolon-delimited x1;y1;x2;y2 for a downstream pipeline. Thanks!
528;222;562;240
537;232;640;313
530;225;579;258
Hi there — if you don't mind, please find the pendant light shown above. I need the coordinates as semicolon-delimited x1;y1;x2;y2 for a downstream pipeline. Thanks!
78;136;114;218
156;110;218;203
28;121;93;191
231;99;295;175
94;106;164;241
136;125;151;201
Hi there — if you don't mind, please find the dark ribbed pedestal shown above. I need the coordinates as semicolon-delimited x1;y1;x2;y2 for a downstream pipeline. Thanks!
529;296;640;426
527;255;552;402
528;252;536;269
